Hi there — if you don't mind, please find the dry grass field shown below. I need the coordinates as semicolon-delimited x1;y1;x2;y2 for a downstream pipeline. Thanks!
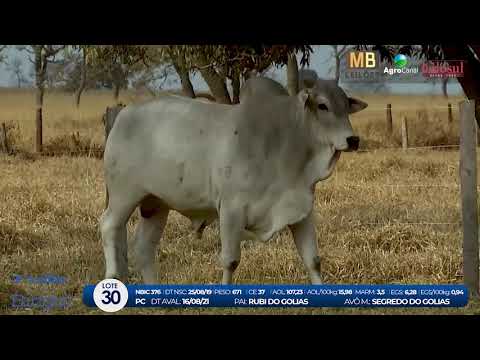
1;88;479;315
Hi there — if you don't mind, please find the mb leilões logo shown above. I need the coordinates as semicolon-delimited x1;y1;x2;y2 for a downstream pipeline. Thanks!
347;51;377;69
384;53;418;75
343;51;381;82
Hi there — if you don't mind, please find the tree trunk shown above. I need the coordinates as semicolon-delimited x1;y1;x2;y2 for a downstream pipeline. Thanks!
110;63;125;104
113;83;120;103
232;72;240;104
197;54;231;104
244;70;257;81
335;50;341;85
172;61;195;98
442;45;480;127
287;53;299;96
442;78;448;98
35;87;44;153
34;46;46;153
199;68;231;104
75;48;87;108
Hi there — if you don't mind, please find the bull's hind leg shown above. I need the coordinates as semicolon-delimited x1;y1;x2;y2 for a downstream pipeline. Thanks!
133;201;169;284
100;190;144;282
289;212;322;285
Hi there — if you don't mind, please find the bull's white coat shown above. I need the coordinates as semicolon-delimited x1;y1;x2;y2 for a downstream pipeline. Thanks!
100;77;367;284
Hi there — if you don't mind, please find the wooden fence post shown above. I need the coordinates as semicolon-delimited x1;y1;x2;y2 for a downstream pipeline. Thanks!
103;103;126;209
104;104;125;144
401;116;408;151
459;100;480;298
0;122;10;154
386;104;393;137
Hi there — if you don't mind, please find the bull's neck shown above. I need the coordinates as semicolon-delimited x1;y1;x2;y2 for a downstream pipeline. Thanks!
281;100;338;186
296;104;338;185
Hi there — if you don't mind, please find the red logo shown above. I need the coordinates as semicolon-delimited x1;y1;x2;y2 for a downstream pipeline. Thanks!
421;60;464;78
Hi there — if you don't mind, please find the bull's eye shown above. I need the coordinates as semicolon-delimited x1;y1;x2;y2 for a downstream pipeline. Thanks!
318;103;328;111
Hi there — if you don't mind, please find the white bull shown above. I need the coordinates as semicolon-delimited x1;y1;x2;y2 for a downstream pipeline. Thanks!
100;77;368;284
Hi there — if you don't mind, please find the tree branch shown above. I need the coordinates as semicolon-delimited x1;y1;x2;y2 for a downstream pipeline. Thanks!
467;45;480;63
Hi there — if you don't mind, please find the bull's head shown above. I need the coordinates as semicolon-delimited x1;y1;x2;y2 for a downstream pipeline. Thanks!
298;80;368;152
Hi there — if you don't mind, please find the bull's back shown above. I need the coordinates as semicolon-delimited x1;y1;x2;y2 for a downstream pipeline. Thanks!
104;96;235;211
107;96;229;156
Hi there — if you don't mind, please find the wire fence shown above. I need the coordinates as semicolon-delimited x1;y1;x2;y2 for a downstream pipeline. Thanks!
327;141;465;229
17;143;463;230
358;105;458;112
2;137;467;158
357;144;461;153
0;106;469;232
345;222;461;227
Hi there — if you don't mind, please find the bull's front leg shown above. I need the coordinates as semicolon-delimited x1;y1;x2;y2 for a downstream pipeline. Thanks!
218;204;246;284
289;212;322;284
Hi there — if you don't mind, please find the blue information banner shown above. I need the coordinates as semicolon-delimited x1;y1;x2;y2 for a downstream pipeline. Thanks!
83;284;468;308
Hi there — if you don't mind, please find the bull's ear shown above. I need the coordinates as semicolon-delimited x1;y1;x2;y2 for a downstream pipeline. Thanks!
348;97;368;114
298;89;315;110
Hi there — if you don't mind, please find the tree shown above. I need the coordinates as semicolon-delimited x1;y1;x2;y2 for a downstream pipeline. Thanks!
59;49;127;94
0;45;7;64
19;45;65;152
442;78;449;98
231;71;241;103
421;74;452;98
195;49;232;104
6;57;26;88
71;45;313;105
45;60;69;88
329;45;351;84
154;45;313;104
441;45;480;123
80;45;150;103
287;53;299;95
161;46;196;98
74;47;87;107
130;63;176;96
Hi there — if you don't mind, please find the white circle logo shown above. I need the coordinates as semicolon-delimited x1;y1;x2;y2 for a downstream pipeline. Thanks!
93;279;129;313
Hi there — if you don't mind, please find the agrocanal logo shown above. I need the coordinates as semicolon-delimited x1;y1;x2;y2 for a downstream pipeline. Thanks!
393;54;408;68
384;53;418;76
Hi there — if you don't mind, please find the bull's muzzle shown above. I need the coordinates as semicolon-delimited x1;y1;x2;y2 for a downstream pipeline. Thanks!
346;136;360;152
